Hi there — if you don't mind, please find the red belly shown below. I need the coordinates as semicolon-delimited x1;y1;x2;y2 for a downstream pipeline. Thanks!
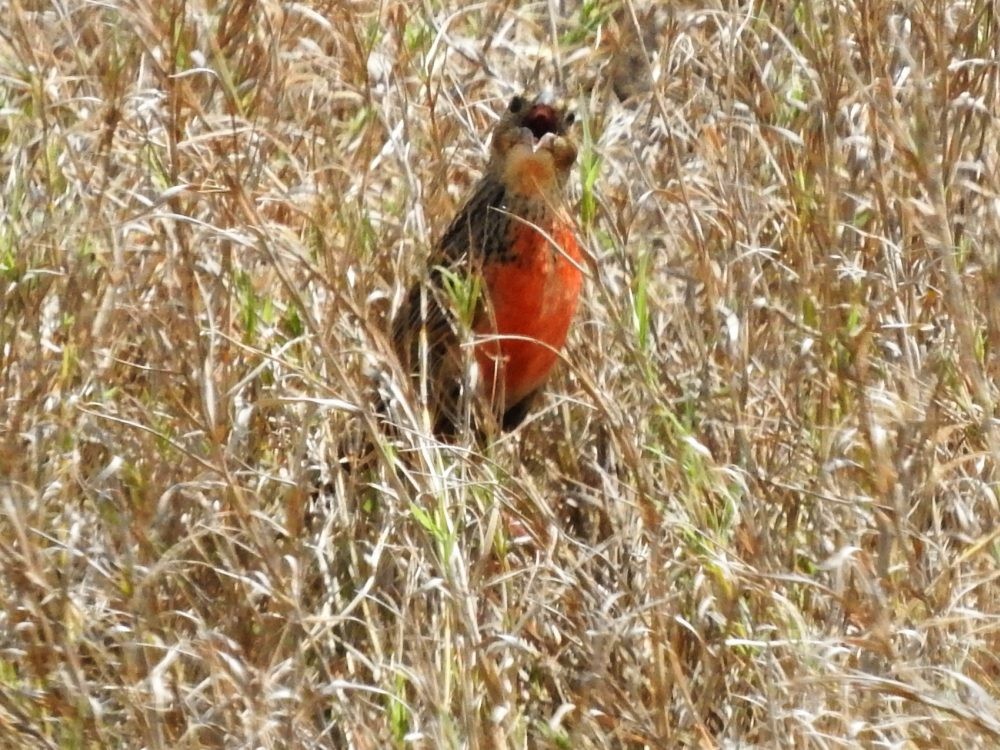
475;220;583;410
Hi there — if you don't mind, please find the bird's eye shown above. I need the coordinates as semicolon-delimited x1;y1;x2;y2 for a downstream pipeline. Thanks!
564;111;576;127
508;95;527;113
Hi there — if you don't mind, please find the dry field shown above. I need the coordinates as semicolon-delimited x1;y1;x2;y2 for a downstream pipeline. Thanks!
3;0;1000;747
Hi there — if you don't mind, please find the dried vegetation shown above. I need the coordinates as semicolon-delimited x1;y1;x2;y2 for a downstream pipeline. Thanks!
2;0;1000;747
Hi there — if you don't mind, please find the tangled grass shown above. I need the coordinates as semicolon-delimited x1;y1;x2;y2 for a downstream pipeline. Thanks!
2;0;1000;747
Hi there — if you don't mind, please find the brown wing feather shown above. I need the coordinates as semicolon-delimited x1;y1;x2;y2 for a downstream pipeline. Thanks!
390;176;511;434
436;177;509;264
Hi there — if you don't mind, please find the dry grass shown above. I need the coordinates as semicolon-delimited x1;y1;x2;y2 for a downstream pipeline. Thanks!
2;0;1000;747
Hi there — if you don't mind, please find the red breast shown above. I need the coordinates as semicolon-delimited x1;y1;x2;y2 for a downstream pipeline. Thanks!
475;219;583;409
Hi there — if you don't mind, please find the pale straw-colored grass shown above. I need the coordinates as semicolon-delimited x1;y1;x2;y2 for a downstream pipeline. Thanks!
2;1;999;747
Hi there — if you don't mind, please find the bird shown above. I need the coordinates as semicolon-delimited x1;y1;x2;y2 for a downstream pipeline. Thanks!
391;92;583;437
